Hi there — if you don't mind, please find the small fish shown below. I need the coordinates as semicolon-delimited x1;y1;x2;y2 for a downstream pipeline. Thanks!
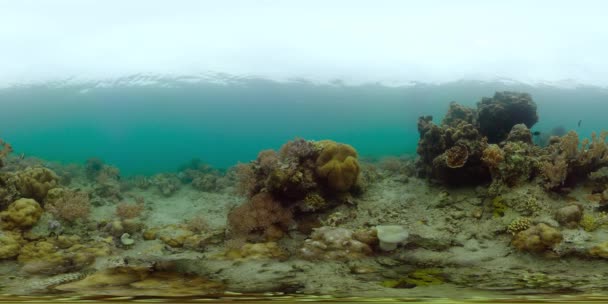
19;153;25;160
578;120;582;127
532;131;541;136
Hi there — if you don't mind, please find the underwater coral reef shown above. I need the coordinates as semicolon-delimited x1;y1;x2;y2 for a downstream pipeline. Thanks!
3;91;608;299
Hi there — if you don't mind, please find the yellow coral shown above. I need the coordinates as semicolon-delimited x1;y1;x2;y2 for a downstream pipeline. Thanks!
0;231;23;259
580;212;608;232
158;225;195;248
224;242;288;260
18;237;110;274
590;242;608;258
507;217;532;235
14;167;59;202
0;198;43;229
492;196;508;218
315;140;360;192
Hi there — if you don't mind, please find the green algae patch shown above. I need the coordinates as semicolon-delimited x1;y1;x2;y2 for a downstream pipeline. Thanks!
381;268;445;288
492;196;508;218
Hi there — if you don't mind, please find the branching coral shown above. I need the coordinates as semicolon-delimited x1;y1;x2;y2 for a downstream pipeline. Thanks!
44;188;91;223
540;130;608;190
580;212;608;232
115;201;144;220
541;156;568;189
507;217;532;235
233;163;256;196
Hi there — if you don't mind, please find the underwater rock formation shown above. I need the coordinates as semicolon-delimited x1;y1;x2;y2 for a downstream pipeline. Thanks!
477;91;538;143
416;91;540;185
416;115;489;184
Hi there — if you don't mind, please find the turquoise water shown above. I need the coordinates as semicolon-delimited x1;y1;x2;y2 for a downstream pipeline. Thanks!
1;77;607;175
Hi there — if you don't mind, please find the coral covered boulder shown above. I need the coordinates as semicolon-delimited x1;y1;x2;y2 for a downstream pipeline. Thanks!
299;226;373;260
477;91;538;143
315;140;360;192
512;223;562;253
0;198;43;230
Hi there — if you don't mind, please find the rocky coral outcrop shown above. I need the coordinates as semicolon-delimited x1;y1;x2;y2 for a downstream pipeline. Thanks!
477;91;538;143
299;226;373;260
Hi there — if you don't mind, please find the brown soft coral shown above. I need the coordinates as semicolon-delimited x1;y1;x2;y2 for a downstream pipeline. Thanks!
227;192;293;241
14;167;59;202
512;223;562;253
299;226;372;260
481;144;505;169
0;138;13;168
0;198;43;230
315;140;360;192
